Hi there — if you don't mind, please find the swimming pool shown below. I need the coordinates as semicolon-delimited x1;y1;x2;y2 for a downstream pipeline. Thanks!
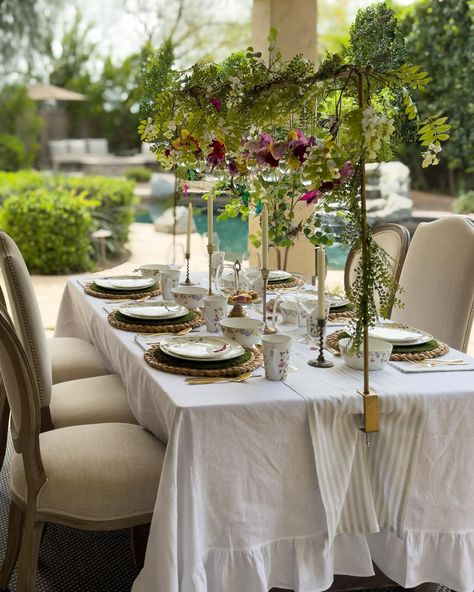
136;205;349;270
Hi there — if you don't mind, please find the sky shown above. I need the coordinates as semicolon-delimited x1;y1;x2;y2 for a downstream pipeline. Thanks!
72;0;415;62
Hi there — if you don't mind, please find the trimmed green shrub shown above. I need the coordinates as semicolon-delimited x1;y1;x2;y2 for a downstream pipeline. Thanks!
124;167;152;182
453;191;474;215
0;134;26;171
0;172;138;259
0;188;95;274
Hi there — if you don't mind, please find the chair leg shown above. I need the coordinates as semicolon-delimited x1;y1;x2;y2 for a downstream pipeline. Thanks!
131;524;149;571
0;386;10;472
0;500;24;589
16;518;45;592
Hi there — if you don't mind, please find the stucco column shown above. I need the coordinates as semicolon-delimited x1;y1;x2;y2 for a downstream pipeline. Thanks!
249;0;318;274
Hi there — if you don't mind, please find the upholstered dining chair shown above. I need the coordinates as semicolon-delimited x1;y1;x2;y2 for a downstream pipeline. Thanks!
391;215;474;352
344;223;411;316
0;231;109;386
0;232;138;469
0;305;165;592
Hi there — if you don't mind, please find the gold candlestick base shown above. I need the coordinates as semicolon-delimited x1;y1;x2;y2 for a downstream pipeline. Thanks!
228;304;249;318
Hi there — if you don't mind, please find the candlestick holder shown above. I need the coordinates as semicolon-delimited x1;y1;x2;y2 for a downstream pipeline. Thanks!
207;243;214;295
308;318;333;368
180;252;196;286
261;268;276;334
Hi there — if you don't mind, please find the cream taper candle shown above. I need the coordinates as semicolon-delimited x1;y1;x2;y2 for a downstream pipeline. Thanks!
186;202;193;255
317;245;326;319
261;202;268;270
207;194;213;245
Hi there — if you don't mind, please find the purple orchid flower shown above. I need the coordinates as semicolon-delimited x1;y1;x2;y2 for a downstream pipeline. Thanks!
207;140;226;168
340;160;354;179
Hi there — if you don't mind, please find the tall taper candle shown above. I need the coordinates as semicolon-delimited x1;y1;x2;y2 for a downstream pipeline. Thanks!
317;245;326;319
207;194;213;245
186;202;193;255
261;201;268;270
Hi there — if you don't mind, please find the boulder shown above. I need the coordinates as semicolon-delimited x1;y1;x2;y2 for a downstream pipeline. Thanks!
150;173;175;200
154;206;196;234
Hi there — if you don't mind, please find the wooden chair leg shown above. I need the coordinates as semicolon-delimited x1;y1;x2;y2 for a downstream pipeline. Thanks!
131;524;149;570
16;519;45;592
0;501;24;589
0;385;10;472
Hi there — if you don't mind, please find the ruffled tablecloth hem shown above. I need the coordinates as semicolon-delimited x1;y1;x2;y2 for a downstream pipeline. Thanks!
368;527;474;592
183;532;375;592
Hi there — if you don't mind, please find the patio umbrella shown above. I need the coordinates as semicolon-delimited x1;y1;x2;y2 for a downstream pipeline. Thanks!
27;83;86;102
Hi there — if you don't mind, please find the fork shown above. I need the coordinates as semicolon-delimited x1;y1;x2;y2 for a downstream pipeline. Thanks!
409;358;467;368
185;372;256;385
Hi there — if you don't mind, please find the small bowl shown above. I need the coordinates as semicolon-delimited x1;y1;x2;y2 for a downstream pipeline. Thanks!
219;318;265;348
171;286;207;310
339;337;392;371
137;264;171;280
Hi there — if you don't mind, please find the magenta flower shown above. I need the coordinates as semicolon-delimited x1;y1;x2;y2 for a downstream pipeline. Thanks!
298;190;322;205
210;98;222;112
183;183;189;197
227;160;238;177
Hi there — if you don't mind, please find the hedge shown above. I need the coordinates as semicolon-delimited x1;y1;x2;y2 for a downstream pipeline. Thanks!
0;188;94;274
0;172;137;274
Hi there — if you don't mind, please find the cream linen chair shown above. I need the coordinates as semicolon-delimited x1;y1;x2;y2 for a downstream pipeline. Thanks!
344;223;410;316
0;231;109;386
0;306;165;592
391;215;474;352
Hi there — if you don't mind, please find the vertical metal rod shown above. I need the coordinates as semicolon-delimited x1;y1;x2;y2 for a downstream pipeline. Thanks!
207;244;213;295
358;72;370;396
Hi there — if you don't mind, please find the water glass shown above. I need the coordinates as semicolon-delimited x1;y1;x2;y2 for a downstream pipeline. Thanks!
203;295;228;332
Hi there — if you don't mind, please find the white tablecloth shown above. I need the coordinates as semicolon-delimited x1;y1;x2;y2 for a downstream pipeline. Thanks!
55;277;474;592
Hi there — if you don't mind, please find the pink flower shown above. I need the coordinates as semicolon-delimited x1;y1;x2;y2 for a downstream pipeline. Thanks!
298;190;322;205
210;98;222;112
340;160;354;179
183;183;189;197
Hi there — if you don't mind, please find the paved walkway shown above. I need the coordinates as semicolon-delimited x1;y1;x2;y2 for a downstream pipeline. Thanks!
31;222;472;355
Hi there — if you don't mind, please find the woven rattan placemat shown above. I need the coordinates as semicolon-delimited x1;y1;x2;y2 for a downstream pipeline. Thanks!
108;310;205;333
144;346;263;377
267;277;303;291
326;329;449;362
85;282;161;300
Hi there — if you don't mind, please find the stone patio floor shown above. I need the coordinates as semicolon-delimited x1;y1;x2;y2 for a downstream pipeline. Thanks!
31;222;473;355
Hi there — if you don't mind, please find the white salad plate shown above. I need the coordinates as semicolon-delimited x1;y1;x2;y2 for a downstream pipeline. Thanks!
118;301;189;320
368;323;433;346
268;270;293;282
94;275;155;291
328;295;351;308
160;336;245;361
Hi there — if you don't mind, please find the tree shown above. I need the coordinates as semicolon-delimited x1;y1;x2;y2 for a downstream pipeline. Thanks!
400;0;474;193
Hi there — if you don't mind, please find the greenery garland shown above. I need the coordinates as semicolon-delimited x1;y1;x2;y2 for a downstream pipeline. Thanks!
139;1;449;349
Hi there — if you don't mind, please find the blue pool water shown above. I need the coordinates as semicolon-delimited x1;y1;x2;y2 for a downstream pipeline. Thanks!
136;206;349;270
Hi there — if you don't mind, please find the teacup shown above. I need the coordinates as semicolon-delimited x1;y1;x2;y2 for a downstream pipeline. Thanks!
160;269;181;300
137;263;175;281
171;286;207;310
219;318;264;348
339;337;393;371
261;334;292;381
203;295;228;332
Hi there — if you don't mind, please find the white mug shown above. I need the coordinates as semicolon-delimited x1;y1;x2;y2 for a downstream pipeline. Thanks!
203;295;228;332
160;269;180;300
261;334;292;381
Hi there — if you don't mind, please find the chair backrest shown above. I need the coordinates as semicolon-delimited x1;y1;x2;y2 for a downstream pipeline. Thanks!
0;232;53;407
0;304;45;493
391;215;474;352
344;223;411;315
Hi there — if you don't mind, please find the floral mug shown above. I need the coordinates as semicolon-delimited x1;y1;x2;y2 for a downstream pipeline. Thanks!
203;295;228;332
160;269;180;300
261;334;292;381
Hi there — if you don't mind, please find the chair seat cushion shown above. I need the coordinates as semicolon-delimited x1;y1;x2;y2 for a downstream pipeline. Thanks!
50;374;138;428
48;337;109;384
11;423;165;523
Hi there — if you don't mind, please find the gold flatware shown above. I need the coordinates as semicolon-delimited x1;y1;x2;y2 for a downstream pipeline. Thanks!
410;358;467;368
104;295;151;304
141;327;193;338
186;372;254;385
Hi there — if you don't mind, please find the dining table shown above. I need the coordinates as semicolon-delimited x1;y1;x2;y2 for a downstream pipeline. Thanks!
55;273;474;592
